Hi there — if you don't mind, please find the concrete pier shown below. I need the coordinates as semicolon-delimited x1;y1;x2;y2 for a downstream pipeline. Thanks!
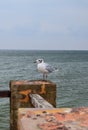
18;107;88;130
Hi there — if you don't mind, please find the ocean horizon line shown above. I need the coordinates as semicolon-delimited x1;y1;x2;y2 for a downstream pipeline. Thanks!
0;49;88;51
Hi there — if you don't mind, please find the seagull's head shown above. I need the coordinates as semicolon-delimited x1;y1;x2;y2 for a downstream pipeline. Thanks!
34;59;44;64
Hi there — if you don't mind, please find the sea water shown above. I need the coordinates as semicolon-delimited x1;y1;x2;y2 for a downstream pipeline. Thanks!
0;50;88;130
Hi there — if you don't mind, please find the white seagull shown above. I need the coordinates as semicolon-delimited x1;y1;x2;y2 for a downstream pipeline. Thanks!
34;59;58;80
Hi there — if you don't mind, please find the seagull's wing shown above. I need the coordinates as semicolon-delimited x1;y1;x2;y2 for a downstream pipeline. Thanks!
45;63;56;73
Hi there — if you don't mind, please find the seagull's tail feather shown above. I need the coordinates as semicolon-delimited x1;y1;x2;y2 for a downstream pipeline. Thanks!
54;67;59;72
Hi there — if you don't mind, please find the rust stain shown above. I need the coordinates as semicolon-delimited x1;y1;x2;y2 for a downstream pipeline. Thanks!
19;89;31;103
15;81;24;85
38;122;68;130
40;84;46;94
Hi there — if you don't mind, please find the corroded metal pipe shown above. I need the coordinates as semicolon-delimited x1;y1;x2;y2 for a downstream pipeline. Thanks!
0;90;10;98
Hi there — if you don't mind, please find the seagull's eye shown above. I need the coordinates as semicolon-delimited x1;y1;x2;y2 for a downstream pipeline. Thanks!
39;59;42;63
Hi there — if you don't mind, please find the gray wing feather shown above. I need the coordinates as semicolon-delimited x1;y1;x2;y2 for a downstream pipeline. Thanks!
45;63;56;73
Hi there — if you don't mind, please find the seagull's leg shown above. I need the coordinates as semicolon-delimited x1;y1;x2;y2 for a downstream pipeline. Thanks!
43;73;45;80
45;74;47;80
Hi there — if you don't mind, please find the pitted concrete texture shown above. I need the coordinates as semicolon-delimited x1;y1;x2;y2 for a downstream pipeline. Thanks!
18;107;88;130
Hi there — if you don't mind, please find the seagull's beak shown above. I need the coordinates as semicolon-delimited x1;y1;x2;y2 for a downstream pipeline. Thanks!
34;61;36;63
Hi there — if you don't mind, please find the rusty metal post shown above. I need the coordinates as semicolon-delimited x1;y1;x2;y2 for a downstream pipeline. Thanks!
10;80;56;130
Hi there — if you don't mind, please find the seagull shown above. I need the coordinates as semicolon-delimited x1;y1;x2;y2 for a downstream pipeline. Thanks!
34;59;58;80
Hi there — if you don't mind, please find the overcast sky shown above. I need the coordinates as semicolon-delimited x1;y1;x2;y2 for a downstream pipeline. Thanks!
0;0;88;50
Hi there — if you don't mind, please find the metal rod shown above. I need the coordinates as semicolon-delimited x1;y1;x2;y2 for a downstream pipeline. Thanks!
0;90;10;98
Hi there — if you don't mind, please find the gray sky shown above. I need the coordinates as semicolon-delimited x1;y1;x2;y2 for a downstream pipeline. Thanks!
0;0;88;50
